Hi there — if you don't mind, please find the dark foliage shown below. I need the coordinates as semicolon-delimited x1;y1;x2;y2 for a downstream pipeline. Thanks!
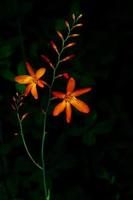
0;0;133;199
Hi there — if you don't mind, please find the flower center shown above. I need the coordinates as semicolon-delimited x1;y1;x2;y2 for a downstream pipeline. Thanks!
33;76;38;84
64;93;74;103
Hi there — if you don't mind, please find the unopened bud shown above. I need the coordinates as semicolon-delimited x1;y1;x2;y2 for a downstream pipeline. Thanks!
63;73;69;79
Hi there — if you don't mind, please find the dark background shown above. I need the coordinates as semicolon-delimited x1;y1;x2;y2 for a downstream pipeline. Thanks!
0;0;133;199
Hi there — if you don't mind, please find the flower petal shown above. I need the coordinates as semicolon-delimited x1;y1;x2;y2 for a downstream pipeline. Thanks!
66;102;72;123
52;91;65;99
24;84;33;96
26;62;35;76
37;80;45;88
53;100;66;116
15;75;33;84
67;77;76;93
70;97;90;113
36;68;46;79
31;84;38;99
72;87;92;97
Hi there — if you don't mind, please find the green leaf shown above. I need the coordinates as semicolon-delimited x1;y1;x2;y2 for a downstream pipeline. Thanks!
0;143;13;156
89;120;113;135
82;119;113;146
82;130;96;146
7;177;18;196
69;0;80;16
17;62;27;75
29;42;39;58
0;45;12;59
20;2;32;15
0;0;32;19
1;69;15;81
98;168;110;180
15;83;25;93
46;189;51;200
55;155;77;170
84;110;97;127
55;19;66;31
14;62;26;92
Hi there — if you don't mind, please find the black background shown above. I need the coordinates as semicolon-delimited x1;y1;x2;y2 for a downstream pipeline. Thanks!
0;0;133;199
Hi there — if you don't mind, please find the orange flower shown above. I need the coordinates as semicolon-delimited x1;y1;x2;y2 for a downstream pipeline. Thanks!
52;77;92;123
15;62;46;99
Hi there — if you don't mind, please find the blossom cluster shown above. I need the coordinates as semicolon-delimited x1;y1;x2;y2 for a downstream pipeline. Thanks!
14;14;92;123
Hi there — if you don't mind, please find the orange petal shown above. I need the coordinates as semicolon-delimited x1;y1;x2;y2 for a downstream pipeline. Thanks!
37;80;45;88
21;113;29;122
35;68;46;79
66;102;72;123
50;41;59;54
31;84;38;99
67;77;76;93
69;34;80;38
72;13;76;21
41;55;54;69
52;91;65;99
53;100;66;116
65;20;70;30
25;62;35;76
70;97;90;113
57;31;64;41
73;23;83;28
72;87;92;97
64;42;76;49
24;84;33;96
15;75;33;84
60;54;75;62
77;14;83;21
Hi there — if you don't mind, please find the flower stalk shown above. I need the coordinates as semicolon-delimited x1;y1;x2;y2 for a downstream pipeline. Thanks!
12;93;43;170
41;14;83;199
17;112;43;170
14;14;88;200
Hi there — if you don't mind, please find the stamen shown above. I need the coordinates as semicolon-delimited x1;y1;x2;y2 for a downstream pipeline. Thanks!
64;94;74;102
71;96;80;104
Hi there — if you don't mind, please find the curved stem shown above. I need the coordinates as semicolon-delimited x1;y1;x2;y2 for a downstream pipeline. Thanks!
17;112;43;170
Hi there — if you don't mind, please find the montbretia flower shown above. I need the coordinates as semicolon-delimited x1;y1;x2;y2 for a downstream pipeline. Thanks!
52;77;92;123
15;62;47;99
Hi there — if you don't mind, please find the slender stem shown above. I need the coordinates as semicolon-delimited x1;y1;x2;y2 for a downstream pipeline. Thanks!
41;20;78;199
41;69;56;199
41;120;47;198
17;112;43;170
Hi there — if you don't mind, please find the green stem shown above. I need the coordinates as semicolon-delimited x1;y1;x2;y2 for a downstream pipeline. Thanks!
17;112;43;170
41;120;47;198
41;69;56;199
41;21;77;199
